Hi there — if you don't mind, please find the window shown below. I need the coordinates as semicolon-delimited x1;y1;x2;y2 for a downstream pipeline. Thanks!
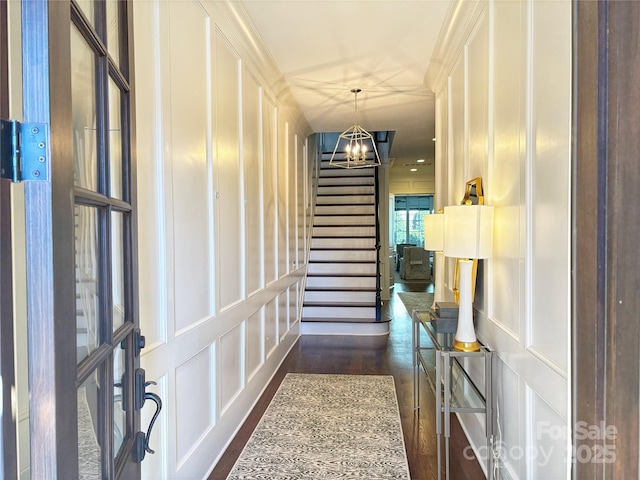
393;195;433;246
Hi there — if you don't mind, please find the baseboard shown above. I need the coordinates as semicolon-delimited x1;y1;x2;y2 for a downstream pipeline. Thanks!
301;321;390;336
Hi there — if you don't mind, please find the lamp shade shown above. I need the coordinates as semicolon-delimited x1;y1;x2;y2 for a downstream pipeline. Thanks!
424;213;444;251
443;205;494;259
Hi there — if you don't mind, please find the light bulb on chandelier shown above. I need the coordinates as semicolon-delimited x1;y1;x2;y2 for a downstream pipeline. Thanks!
330;89;381;169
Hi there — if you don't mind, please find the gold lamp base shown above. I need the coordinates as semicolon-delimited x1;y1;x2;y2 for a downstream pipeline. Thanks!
453;338;481;352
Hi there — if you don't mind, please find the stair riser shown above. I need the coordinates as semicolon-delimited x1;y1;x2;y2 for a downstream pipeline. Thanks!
312;226;376;237
319;177;374;186
318;168;375;178
302;306;377;319
304;290;376;304
316;195;374;205
311;237;375;249
309;250;376;262
314;216;374;226
315;205;375;215
307;263;377;275
317;185;375;195
306;276;376;289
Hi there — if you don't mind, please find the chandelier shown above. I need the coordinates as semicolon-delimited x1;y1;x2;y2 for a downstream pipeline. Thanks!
329;88;381;169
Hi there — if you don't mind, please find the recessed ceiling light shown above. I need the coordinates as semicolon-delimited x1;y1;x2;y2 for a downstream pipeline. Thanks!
432;137;436;141
417;159;425;163
410;168;417;172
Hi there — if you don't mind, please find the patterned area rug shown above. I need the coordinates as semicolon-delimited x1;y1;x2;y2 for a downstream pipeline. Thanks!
227;374;410;479
397;292;434;316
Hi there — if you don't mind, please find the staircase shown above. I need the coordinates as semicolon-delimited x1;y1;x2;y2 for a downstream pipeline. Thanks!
301;153;388;335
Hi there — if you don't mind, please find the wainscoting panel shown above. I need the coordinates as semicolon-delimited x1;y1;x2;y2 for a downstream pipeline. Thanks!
168;1;214;332
288;124;297;269
445;58;466;296
289;283;299;328
219;322;245;415
466;8;488;181
243;67;264;297
465;9;489;316
491;204;522;339
134;0;168;349
527;385;568;479
278;289;289;342
447;57;466;203
528;0;571;372
246;307;264;381
277;113;289;278
175;346;214;466
488;0;525;339
495;357;522;478
297;138;306;267
264;297;278;358
215;31;244;311
263;98;278;285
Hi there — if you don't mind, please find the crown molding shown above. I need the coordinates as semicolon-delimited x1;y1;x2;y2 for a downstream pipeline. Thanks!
205;0;313;138
424;0;488;94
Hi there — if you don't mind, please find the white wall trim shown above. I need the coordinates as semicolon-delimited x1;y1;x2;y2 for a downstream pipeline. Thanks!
301;322;390;336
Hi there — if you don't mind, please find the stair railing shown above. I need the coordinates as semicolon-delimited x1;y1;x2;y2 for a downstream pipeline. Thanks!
374;158;382;322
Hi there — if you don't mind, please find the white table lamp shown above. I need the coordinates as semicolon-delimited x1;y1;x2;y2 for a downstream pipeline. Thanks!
443;204;494;351
424;213;445;310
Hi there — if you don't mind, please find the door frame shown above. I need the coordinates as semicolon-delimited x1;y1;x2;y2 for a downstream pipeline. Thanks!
0;0;18;477
572;1;640;477
22;0;77;477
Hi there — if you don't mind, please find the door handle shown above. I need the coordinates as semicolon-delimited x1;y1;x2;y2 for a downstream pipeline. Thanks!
136;380;163;462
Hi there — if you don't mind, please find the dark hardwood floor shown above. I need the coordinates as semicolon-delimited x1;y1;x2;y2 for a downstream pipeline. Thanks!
209;277;486;480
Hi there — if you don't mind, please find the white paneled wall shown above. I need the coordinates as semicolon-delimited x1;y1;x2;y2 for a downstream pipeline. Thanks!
263;95;278;285
243;69;263;297
277;112;289;278
215;32;243;311
134;1;312;477
169;1;214;332
428;1;571;478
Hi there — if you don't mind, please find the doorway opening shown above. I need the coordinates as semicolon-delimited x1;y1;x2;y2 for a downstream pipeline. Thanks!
392;194;433;282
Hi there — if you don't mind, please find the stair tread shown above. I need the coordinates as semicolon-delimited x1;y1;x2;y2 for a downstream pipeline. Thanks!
313;213;376;217
307;273;377;278
303;301;376;307
304;287;377;292
309;260;376;264
317;192;374;196
310;247;376;251
312;234;376;237
301;317;383;323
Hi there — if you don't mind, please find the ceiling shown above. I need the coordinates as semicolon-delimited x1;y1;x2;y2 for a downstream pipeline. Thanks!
239;0;453;180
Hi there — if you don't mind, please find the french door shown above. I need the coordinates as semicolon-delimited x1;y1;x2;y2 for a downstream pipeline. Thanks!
22;0;147;478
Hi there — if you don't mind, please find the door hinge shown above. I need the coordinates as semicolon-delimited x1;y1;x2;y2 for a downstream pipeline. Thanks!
0;119;48;182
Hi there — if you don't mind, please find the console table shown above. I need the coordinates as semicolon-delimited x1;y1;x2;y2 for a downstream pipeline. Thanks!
412;309;494;480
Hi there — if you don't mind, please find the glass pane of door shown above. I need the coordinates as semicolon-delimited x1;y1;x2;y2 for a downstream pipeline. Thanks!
108;79;123;199
75;205;100;363
113;344;126;456
78;370;102;478
106;0;120;67
111;211;125;331
71;25;97;192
